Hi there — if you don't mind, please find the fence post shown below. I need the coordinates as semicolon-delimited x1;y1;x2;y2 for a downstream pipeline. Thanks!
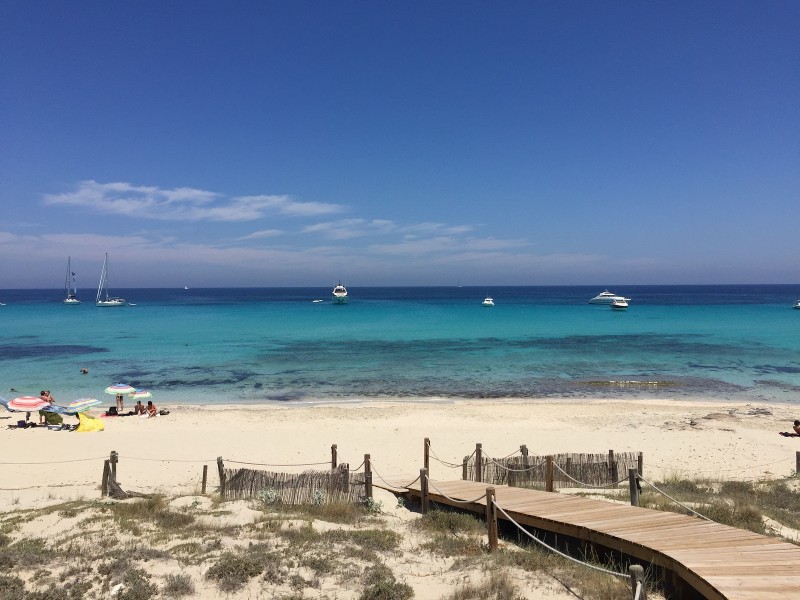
201;465;208;495
216;456;226;498
546;455;554;492
331;444;338;470
364;454;373;500
608;449;618;483
342;463;350;494
462;456;469;481
110;450;118;484
424;437;430;475
420;468;429;514
486;487;498;551
475;443;483;483
101;460;110;497
629;468;640;507
520;444;528;467
629;564;647;599
637;451;644;477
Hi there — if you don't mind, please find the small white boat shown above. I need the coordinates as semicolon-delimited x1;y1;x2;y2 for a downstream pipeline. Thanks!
794;300;800;309
63;256;81;304
331;282;348;304
96;253;126;307
312;299;324;303
589;290;631;304
611;298;628;310
482;296;495;307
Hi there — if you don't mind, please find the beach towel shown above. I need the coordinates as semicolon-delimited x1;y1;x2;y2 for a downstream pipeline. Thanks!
76;412;105;432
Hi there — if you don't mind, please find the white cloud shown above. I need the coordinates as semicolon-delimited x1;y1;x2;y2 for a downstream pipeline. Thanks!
301;219;397;240
43;181;345;222
238;229;284;240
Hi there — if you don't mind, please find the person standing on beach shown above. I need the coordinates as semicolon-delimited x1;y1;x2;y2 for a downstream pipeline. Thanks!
115;393;124;413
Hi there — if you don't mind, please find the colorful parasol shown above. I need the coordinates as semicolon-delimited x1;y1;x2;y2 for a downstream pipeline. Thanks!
130;390;152;399
8;396;52;412
67;398;103;413
105;384;136;395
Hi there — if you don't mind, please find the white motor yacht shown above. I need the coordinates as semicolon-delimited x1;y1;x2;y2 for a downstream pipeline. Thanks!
794;299;800;309
331;283;348;304
482;296;495;307
610;298;628;310
589;290;631;304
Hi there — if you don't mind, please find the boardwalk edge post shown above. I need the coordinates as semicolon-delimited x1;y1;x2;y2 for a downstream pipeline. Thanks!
546;455;554;492
629;564;647;599
420;468;429;514
475;443;483;483
364;454;373;500
486;487;498;551
424;437;430;475
628;468;640;507
201;464;208;495
331;444;338;470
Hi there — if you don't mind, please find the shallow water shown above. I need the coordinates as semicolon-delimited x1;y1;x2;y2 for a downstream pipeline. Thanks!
1;285;799;406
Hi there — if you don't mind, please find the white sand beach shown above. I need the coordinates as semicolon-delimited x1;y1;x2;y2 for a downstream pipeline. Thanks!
2;397;798;511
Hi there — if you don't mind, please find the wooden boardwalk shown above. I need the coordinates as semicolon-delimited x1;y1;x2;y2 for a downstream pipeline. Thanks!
376;478;800;600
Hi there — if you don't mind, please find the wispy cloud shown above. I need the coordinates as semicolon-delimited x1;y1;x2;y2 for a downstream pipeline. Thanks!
301;219;397;240
237;229;284;240
43;181;345;222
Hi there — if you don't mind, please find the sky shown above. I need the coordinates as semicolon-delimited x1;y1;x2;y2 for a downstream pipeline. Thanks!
1;1;799;288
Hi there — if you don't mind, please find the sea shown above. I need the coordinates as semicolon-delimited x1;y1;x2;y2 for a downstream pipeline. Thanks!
1;285;799;407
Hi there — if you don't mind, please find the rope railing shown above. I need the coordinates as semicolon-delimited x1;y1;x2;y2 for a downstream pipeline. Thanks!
370;462;421;489
427;444;470;469
485;457;546;473
493;500;632;580
638;475;714;522
0;456;108;465
425;475;487;505
224;459;331;467
552;462;629;488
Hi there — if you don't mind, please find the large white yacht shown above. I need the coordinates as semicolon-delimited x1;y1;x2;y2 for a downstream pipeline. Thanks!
589;290;631;304
331;283;348;304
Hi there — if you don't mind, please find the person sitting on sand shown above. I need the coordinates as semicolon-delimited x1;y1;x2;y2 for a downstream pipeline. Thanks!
142;400;157;418
794;420;800;435
133;400;145;415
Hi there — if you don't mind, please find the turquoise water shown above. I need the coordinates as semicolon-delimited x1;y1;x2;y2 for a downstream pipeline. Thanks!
1;286;799;406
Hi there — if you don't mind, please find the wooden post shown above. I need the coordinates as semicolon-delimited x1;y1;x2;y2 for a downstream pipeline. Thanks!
331;444;338;470
101;460;110;497
629;564;647;599
520;444;529;466
629;468;640;507
486;487;498;551
475;443;483;483
424;437;430;475
462;456;469;481
201;465;208;495
364;454;373;500
565;456;572;484
420;468;429;514
546;455;554;492
341;463;350;494
637;451;644;477
608;449;618;483
216;456;226;498
110;451;118;484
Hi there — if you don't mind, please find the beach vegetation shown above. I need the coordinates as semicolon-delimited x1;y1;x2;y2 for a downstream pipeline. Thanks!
441;570;523;600
359;563;413;600
162;572;195;597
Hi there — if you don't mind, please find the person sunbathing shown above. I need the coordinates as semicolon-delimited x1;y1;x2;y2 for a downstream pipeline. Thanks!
779;420;800;437
794;420;800;435
133;401;145;415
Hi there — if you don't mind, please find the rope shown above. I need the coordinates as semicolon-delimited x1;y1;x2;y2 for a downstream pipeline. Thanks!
427;445;466;469
485;448;522;461
638;476;713;522
121;456;217;463
370;463;421;489
493;501;631;579
486;457;546;473
0;456;107;465
552;463;629;488
425;475;487;504
224;459;331;468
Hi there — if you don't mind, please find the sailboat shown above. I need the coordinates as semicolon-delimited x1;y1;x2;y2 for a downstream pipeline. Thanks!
96;253;126;307
63;257;81;304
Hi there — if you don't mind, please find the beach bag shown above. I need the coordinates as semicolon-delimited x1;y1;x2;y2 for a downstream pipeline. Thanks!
107;406;118;416
76;412;105;432
159;409;170;416
43;412;63;425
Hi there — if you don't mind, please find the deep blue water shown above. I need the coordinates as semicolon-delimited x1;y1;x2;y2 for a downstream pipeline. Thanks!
1;285;799;406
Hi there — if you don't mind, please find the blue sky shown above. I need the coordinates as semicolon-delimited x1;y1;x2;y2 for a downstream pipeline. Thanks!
2;1;798;288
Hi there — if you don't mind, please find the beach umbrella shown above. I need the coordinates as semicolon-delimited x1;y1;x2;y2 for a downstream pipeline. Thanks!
104;384;136;395
8;396;52;412
130;390;152;399
0;397;11;412
67;398;102;413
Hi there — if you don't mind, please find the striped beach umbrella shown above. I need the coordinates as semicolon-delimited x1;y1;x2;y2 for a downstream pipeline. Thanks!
8;396;52;412
130;390;152;399
0;397;11;412
67;398;102;413
104;383;136;395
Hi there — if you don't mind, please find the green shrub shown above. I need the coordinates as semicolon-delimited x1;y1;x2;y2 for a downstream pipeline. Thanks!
162;573;195;597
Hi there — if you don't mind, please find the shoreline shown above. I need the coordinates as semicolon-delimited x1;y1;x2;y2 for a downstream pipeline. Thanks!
2;397;798;512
